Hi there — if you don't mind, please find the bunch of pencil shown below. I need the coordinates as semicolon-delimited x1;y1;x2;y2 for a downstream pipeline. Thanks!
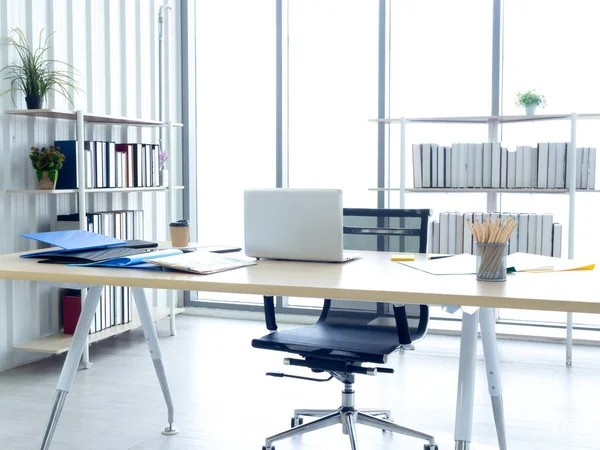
467;217;518;281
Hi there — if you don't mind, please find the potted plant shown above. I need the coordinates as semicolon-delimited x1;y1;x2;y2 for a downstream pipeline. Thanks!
515;90;546;116
30;145;65;189
159;150;169;187
0;28;78;109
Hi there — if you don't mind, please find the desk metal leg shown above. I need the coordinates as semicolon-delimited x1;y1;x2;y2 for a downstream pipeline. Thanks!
169;294;176;336
40;285;103;450
480;307;507;450
131;287;179;436
454;309;480;450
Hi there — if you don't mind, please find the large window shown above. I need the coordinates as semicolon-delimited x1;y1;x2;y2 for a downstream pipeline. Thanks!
194;0;275;304
190;1;600;338
497;0;600;327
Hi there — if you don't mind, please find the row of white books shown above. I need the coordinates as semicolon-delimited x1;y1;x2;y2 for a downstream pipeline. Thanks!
428;212;562;257
413;143;597;189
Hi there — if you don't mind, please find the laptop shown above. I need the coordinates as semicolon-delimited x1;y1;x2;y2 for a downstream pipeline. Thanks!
244;188;356;262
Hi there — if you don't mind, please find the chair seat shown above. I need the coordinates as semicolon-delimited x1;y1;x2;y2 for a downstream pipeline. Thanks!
252;323;400;364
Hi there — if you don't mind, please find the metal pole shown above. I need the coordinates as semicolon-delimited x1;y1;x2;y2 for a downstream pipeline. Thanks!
399;118;406;209
566;112;577;365
76;110;91;369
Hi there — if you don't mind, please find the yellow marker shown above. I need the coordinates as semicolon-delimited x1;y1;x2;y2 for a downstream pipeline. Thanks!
391;254;415;262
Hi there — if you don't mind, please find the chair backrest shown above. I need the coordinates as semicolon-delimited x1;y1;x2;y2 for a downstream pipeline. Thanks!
318;208;431;345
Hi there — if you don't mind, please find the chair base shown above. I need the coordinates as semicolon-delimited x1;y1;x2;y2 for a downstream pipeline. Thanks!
263;382;437;450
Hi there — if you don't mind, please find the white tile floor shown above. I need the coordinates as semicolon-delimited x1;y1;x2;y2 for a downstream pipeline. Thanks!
1;315;599;449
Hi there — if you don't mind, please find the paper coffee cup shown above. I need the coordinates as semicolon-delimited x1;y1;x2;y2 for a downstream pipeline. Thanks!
170;219;190;247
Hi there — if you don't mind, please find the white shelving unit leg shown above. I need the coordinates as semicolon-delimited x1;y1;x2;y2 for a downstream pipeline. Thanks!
399;118;406;209
160;5;178;337
566;113;577;365
76;110;92;369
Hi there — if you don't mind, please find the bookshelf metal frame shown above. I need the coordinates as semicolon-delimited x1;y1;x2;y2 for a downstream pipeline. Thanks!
372;112;600;365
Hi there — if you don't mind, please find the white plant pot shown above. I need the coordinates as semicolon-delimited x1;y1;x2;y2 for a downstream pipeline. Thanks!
525;105;537;116
160;169;169;187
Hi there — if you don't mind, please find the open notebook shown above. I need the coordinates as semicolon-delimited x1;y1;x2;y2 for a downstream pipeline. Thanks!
144;251;257;274
398;252;595;275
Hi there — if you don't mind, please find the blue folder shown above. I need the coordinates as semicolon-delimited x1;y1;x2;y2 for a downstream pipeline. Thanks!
21;230;126;258
69;249;183;268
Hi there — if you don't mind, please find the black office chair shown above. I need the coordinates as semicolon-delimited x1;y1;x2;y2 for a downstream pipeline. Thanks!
252;208;438;450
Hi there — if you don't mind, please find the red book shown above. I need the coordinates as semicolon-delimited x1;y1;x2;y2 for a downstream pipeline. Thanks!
63;295;82;335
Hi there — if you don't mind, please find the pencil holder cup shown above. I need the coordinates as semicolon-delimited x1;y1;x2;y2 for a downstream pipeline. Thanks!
170;219;190;247
475;242;508;282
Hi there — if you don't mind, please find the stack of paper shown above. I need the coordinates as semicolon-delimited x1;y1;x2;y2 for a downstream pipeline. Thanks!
398;253;594;275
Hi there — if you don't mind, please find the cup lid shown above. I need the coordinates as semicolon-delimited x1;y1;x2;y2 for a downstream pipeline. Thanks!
170;219;189;227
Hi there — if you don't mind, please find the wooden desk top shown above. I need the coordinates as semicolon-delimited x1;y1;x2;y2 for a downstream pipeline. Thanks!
0;250;598;314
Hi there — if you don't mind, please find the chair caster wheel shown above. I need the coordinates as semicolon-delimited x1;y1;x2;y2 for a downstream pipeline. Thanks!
424;444;438;450
262;447;275;450
290;417;304;427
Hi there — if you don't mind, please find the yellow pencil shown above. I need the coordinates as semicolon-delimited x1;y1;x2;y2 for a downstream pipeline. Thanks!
391;254;415;262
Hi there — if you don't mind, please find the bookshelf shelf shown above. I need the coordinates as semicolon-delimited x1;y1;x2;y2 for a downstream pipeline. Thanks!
370;112;600;125
13;307;185;355
5;109;183;127
369;188;600;194
6;186;185;195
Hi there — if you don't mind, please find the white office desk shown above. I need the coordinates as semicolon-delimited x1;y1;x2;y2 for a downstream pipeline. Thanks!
0;249;598;450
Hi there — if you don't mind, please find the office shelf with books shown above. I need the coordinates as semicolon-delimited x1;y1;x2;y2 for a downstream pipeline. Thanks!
6;109;184;366
372;112;600;365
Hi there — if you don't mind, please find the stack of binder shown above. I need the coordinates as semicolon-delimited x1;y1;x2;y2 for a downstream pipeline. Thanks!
428;212;562;258
53;212;144;334
54;140;161;190
413;142;596;189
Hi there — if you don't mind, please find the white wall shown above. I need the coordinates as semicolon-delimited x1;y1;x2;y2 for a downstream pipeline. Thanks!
0;0;182;371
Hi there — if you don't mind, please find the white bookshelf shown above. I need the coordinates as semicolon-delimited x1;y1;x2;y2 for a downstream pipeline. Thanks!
13;307;184;355
7;109;184;365
372;112;600;365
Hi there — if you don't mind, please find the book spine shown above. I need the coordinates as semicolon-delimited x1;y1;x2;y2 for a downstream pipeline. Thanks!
547;143;557;188
515;146;524;188
518;212;528;253
589;147;596;190
432;221;440;253
412;144;422;188
527;213;537;254
444;147;452;188
447;212;457;254
555;142;567;189
540;213;553;256
467;143;476;188
462;212;473;254
522;145;532;188
454;212;464;255
438;145;445;188
552;223;562;258
422;144;431;188
439;212;450;254
431;144;438;188
537;143;548;188
475;143;484;188
530;145;538;188
482;143;491;188
491;142;501;188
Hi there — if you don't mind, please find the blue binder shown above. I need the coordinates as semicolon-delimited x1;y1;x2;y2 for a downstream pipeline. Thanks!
21;230;126;258
69;249;183;268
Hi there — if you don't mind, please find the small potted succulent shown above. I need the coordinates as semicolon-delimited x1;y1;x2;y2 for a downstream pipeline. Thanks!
515;90;546;116
30;145;65;189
